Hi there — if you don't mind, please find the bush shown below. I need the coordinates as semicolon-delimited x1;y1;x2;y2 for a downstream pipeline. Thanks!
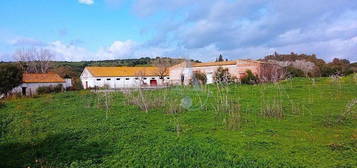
54;84;63;92
241;70;258;84
37;86;52;94
286;66;305;77
214;67;237;84
37;84;63;95
192;71;207;85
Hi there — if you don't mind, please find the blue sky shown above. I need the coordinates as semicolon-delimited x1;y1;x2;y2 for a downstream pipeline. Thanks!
1;0;357;62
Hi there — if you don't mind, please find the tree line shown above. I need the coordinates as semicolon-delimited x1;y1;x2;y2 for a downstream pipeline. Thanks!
261;52;356;77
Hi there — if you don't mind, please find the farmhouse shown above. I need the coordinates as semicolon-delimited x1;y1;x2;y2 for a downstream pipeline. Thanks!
169;59;283;85
80;66;169;89
12;73;72;96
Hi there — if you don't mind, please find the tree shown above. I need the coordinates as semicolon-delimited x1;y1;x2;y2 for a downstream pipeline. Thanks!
291;60;316;77
213;67;236;84
13;48;53;73
0;64;23;96
262;52;325;76
152;57;174;81
267;59;316;77
259;63;286;82
216;54;224;62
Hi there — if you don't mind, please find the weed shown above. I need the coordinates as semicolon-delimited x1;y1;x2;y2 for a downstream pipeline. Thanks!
0;101;5;109
344;98;357;119
213;85;242;130
261;98;284;119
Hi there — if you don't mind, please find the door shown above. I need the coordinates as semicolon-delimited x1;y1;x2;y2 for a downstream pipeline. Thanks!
150;80;157;86
206;73;213;84
22;87;27;96
85;81;88;89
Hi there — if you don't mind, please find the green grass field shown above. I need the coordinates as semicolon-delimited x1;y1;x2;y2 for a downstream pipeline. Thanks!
1;75;356;168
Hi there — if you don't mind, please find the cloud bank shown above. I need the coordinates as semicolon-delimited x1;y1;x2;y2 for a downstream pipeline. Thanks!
3;0;357;62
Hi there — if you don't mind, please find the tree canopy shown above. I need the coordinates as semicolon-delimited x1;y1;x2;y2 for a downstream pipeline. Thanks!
0;64;23;96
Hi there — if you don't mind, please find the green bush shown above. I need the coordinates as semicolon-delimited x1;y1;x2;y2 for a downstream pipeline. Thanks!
54;84;63;93
241;70;258;84
0;64;23;96
37;84;63;95
214;67;237;84
286;66;305;77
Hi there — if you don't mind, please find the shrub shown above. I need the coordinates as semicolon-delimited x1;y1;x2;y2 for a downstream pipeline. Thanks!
192;71;207;85
37;86;52;94
241;70;258;84
286;66;305;77
54;84;63;92
261;98;284;119
37;84;63;95
214;67;237;84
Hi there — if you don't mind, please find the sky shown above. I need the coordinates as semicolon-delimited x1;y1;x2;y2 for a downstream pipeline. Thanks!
0;0;356;62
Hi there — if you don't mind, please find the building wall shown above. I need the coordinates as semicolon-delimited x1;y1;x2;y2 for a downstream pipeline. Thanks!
192;65;237;84
236;60;261;78
64;78;72;88
80;68;169;89
12;82;66;96
169;60;263;85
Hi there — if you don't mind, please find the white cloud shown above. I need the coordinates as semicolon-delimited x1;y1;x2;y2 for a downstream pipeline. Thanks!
47;41;93;61
78;0;94;5
133;0;357;61
96;40;136;60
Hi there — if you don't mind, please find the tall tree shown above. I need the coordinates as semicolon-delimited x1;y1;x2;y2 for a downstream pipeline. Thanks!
0;64;23;96
14;48;53;73
217;54;224;62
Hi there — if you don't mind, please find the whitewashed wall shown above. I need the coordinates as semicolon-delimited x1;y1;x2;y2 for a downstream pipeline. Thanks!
12;82;66;96
80;68;169;89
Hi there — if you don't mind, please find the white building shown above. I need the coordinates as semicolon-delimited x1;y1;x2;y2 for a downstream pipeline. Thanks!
12;73;72;96
80;66;169;89
169;60;265;85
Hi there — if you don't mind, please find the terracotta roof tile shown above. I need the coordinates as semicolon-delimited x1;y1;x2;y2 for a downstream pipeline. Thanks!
23;73;65;83
192;61;237;67
86;66;167;77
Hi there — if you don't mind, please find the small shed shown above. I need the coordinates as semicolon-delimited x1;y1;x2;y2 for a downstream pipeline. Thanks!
12;73;71;96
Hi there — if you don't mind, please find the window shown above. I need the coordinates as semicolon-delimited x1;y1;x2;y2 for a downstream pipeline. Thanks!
151;77;155;80
107;78;111;80
126;78;130;80
135;77;139;80
96;79;101;81
116;78;120;80
167;77;170;79
159;77;163;79
143;78;147;80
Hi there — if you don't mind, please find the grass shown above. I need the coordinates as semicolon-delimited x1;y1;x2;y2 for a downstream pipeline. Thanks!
0;75;357;167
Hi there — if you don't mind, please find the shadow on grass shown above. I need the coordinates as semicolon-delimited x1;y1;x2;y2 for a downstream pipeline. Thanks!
0;131;111;168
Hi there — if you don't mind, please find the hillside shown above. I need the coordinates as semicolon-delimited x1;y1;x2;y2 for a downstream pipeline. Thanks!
0;76;356;167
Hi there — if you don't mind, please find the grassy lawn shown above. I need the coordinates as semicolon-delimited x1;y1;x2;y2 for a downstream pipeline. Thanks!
1;75;356;167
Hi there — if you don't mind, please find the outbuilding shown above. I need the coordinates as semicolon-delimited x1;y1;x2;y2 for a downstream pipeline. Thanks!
11;73;72;96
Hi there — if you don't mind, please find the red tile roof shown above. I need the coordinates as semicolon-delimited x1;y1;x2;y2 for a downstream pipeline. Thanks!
86;66;167;77
23;73;65;83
